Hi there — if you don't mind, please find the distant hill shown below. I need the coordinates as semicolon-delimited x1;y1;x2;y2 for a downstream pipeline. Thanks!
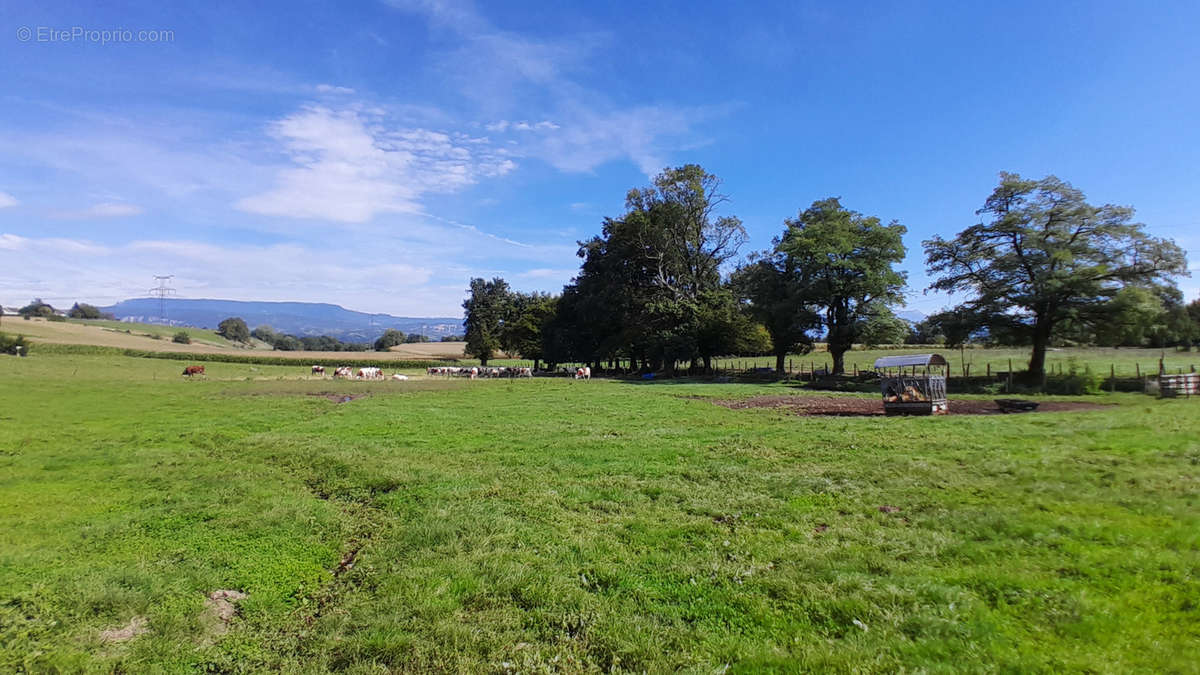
100;298;461;341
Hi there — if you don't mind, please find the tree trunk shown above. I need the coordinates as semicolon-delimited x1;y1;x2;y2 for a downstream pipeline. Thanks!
830;347;846;376
533;358;540;372
702;354;712;374
775;351;786;375
828;302;851;375
1027;317;1052;382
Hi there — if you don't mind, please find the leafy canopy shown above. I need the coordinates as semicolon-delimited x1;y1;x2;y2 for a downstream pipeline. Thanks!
777;197;906;372
924;173;1186;374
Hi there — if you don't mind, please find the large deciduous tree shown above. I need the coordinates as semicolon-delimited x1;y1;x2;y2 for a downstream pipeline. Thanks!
925;173;1187;380
777;198;907;374
563;164;746;373
374;328;406;351
463;277;511;366
67;303;107;319
501;292;558;371
217;317;250;343
731;250;817;374
18;299;55;318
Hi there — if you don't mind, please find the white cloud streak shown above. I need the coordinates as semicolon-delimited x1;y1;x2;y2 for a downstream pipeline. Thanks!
236;106;516;223
389;0;721;176
50;202;145;219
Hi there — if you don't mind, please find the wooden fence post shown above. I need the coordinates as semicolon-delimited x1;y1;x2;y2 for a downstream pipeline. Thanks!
1110;364;1116;392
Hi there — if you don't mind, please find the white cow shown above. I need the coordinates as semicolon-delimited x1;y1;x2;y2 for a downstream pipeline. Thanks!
392;373;409;381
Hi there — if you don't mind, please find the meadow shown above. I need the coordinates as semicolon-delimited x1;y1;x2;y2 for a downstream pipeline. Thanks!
1;352;1197;672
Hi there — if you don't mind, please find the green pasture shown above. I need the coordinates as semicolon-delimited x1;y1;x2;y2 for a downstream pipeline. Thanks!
0;353;1197;672
66;318;233;347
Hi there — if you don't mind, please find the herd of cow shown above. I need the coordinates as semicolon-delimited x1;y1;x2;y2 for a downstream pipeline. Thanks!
426;366;533;378
310;365;408;380
182;363;593;380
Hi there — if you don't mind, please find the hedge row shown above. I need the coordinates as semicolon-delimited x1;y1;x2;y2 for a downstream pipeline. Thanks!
30;342;459;369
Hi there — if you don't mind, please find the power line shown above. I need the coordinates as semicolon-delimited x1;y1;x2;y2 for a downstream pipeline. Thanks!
148;275;176;324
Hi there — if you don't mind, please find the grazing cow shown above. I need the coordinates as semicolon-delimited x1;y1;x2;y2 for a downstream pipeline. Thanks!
356;367;383;380
574;366;591;380
311;365;325;376
182;365;205;377
333;366;352;379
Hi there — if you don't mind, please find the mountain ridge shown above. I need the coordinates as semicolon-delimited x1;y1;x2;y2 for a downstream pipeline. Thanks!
99;298;461;341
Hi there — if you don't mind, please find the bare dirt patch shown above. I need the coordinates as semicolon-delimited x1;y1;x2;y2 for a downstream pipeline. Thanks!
712;395;1112;416
98;615;148;644
311;392;371;403
201;590;247;638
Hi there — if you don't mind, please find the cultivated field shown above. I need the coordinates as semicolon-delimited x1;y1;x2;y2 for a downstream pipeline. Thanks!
1;351;1197;672
4;317;244;352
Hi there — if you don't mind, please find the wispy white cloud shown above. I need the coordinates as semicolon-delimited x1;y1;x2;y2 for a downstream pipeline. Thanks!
0;191;17;208
316;84;356;95
50;202;144;219
236;105;516;223
389;0;724;176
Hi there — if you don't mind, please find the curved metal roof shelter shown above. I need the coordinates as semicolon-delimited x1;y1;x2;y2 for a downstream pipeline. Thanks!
873;353;948;369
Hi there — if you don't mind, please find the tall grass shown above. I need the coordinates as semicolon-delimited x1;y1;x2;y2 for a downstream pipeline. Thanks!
0;353;1196;671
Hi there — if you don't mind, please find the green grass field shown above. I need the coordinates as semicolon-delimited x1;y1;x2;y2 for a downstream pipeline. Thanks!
1;353;1197;672
65;318;235;347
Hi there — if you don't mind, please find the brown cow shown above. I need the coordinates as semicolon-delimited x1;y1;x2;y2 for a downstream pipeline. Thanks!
182;365;205;377
311;365;326;375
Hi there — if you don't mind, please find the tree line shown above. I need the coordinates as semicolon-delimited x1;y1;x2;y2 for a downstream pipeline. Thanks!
463;166;1192;381
215;318;437;352
8;300;115;320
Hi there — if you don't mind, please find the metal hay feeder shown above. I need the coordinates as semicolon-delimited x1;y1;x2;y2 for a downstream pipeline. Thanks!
873;353;949;416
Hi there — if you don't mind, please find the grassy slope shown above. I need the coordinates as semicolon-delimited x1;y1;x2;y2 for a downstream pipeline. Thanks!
6;318;468;362
0;354;1197;672
68;318;233;346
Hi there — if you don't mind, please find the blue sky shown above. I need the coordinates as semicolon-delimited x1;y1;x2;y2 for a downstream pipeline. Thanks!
1;0;1197;316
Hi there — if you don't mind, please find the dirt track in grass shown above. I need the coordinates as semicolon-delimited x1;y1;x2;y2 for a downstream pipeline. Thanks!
712;395;1113;416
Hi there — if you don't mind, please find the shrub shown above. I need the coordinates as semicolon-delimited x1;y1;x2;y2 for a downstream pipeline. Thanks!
173;331;191;344
47;315;66;322
0;333;29;355
1040;360;1102;395
67;303;105;319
